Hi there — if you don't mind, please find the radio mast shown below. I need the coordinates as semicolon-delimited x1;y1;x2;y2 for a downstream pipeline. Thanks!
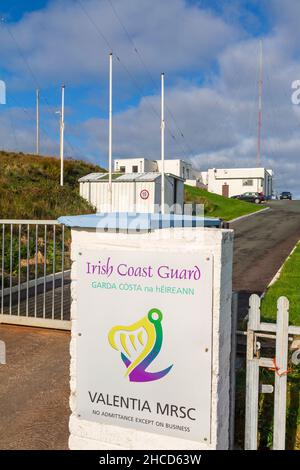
257;40;263;167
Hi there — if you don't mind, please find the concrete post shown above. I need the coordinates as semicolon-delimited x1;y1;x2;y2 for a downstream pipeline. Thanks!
59;214;234;450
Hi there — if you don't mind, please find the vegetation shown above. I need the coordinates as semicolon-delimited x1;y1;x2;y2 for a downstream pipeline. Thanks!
261;242;300;325
235;242;300;450
0;150;105;219
0;150;105;287
235;363;300;450
184;184;264;221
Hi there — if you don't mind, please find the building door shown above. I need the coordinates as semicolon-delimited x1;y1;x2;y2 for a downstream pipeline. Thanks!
222;183;229;198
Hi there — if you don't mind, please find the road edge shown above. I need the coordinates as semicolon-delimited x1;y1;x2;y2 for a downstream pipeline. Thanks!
229;206;270;224
267;242;299;289
260;241;299;304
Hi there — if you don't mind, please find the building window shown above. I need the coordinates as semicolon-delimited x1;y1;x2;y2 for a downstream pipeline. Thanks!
120;166;126;173
243;179;254;186
132;165;138;173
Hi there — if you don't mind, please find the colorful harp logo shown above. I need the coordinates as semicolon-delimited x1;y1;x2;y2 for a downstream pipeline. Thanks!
108;308;173;382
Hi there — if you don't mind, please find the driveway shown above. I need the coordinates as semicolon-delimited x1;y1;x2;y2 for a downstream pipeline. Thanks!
0;324;70;450
231;200;300;318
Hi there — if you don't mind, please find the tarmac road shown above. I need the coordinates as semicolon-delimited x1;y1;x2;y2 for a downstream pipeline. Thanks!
1;200;300;450
0;325;70;450
231;200;300;319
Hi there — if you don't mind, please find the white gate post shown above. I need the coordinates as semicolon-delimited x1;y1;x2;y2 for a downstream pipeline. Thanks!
244;294;261;450
273;296;289;450
229;291;238;449
59;213;234;450
0;340;6;364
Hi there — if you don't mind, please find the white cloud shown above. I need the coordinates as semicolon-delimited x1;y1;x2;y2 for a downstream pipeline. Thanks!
0;0;237;88
1;0;300;196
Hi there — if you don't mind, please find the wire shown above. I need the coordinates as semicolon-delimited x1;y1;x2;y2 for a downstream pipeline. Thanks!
8;96;57;150
7;94;79;157
1;5;187;160
0;17;87;158
107;0;262;164
75;0;188;156
7;106;19;150
106;0;194;158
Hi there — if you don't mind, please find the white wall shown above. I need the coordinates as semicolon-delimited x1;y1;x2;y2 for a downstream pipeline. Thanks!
68;226;234;450
114;158;157;173
190;168;203;180
114;158;200;181
157;159;193;180
201;172;208;186
207;168;273;197
79;177;184;213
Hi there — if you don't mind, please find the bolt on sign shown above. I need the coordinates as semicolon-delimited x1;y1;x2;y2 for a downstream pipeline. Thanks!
76;249;213;443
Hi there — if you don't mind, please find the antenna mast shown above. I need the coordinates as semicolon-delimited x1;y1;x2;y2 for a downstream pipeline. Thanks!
161;73;165;214
257;40;263;167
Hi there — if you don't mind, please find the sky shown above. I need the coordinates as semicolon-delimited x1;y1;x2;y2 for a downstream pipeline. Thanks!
0;0;300;196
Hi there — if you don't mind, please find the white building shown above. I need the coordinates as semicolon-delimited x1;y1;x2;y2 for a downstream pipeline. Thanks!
114;157;202;185
79;172;184;213
114;158;157;174
202;168;273;198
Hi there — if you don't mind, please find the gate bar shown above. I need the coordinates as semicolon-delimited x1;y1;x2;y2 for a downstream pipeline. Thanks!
273;297;289;450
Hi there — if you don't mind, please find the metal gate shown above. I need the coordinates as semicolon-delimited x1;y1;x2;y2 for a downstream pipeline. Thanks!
0;220;71;330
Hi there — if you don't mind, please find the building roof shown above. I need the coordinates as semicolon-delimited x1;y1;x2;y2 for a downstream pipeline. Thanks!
78;172;184;182
116;172;161;182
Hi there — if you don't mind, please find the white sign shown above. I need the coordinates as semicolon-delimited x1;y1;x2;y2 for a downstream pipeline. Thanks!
77;248;213;443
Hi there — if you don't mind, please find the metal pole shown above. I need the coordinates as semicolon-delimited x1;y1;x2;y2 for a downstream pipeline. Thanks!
161;73;165;214
108;53;113;210
36;89;40;155
60;84;65;187
257;40;263;168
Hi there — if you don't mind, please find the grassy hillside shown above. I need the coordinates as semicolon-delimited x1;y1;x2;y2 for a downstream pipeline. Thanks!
0;151;265;221
0;150;105;219
184;184;264;221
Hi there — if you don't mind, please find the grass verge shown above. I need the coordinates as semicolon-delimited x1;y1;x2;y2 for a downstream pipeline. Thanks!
184;185;264;221
261;242;300;325
235;361;300;449
235;242;300;450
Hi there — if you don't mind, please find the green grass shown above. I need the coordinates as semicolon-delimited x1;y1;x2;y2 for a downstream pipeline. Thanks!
261;242;300;325
184;185;264;221
235;363;300;450
0;150;105;219
0;150;106;285
243;242;300;450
